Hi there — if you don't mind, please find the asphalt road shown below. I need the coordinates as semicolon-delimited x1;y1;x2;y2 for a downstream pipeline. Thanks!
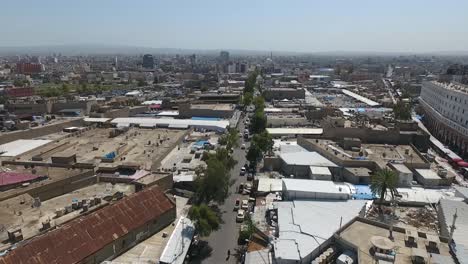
202;115;250;264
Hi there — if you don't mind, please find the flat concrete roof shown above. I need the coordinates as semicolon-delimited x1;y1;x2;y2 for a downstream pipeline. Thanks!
273;200;366;262
280;151;337;167
415;169;441;180
267;128;323;136
340;220;452;264
341;89;380;107
15;128;185;170
0;139;52;157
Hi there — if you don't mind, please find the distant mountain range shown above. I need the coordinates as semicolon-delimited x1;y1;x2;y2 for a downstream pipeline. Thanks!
0;44;467;57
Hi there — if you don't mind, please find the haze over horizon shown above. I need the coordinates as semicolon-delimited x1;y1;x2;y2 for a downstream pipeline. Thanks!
2;0;468;53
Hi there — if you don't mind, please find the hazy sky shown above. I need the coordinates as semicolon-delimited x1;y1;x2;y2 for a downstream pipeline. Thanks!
2;0;468;52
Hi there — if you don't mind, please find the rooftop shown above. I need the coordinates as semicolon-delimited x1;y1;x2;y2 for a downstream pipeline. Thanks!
0;183;135;247
339;219;453;264
15;128;185;170
273;200;366;262
282;178;351;195
0;186;174;264
279;151;337;167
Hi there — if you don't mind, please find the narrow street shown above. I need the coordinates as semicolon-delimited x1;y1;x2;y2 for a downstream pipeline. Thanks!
202;114;249;264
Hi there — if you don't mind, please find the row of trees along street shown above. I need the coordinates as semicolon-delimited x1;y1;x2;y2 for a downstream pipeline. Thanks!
188;128;239;236
245;71;273;171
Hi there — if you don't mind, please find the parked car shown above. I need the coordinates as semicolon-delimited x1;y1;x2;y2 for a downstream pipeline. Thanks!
240;167;246;176
247;173;253;181
241;199;249;210
241;143;246;149
236;209;246;222
234;198;240;210
238;183;244;193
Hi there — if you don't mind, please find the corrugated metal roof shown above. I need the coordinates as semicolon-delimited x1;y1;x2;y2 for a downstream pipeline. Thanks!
0;172;42;187
0;186;175;264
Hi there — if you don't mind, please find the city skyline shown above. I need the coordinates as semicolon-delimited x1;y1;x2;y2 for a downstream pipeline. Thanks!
2;0;468;53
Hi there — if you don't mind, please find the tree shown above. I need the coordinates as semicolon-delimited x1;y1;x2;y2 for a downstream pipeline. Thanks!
195;157;230;204
250;110;267;134
370;168;398;209
253;96;265;112
244;72;258;94
188;204;220;236
246;143;262;170
238;215;256;244
243;92;253;107
393;101;411;120
61;84;70;95
225;128;240;151
137;80;146;87
252;131;273;154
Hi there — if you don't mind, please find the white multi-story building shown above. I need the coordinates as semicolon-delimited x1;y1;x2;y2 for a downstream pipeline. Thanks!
420;81;468;157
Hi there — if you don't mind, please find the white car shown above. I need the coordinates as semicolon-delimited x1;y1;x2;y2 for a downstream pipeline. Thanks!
240;167;246;176
236;209;245;222
241;144;246;149
241;199;249;210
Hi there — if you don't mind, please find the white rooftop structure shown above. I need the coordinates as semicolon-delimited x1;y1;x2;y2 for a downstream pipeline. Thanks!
391;187;455;204
157;110;179;116
282;179;351;200
391;163;412;174
264;107;283;113
245;248;272;264
341;89;380;107
267;128;323;136
0;139;52;157
279;151;337;167
111;117;229;132
125;90;141;97
415;169;441;180
273;200;366;263
83;117;111;123
142;100;163;105
309;166;332;176
257;178;283;193
159;217;195;264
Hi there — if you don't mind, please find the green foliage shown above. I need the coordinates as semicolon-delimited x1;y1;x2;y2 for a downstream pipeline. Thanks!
39;87;61;97
250;110;267;134
253;96;265;112
13;79;29;87
218;128;239;151
195;147;237;204
61;84;70;94
244;71;258;94
370;168;398;204
243;92;253;106
137;80;147;87
246;143;262;169
252;131;273;153
393;101;411;120
238;216;256;244
188;204;220;236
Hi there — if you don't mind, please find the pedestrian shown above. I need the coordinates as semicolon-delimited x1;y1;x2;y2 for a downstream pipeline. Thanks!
227;249;231;256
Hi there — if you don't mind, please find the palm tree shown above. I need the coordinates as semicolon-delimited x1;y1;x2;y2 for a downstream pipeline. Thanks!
370;168;398;210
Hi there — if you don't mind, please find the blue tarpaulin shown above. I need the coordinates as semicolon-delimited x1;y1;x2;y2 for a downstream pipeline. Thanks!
352;185;375;200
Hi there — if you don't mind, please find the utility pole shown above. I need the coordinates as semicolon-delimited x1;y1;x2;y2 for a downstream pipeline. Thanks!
449;209;458;244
